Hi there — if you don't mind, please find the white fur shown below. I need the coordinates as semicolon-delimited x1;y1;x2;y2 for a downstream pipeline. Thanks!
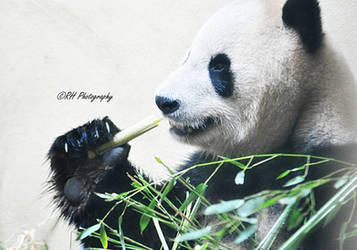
156;0;357;156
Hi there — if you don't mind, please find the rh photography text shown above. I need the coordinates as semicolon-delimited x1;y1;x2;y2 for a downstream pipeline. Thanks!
57;91;113;103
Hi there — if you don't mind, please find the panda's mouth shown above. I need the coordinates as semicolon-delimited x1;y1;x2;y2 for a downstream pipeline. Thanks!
168;117;215;136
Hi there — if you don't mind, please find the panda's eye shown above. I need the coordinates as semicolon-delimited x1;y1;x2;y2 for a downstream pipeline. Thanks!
208;53;234;98
211;63;225;72
209;54;230;72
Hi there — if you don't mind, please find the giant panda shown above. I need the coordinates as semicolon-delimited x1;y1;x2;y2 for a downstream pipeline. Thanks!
48;0;357;249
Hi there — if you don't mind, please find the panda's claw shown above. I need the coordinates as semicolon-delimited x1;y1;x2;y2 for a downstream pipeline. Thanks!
48;116;120;159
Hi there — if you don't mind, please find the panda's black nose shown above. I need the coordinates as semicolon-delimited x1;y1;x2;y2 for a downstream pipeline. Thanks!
155;96;180;114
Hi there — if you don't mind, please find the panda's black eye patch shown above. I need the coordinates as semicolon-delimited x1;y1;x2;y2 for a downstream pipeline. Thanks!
208;53;234;97
211;62;225;72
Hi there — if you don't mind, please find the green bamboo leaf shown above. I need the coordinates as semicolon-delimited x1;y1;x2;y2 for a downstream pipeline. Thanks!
197;242;210;249
334;177;348;189
110;191;130;201
178;183;207;212
291;165;306;172
220;156;247;169
175;226;211;242
287;209;305;231
204;199;244;215
234;224;258;244
240;217;258;224
342;228;357;239
277;170;291;180
96;193;113;199
283;176;305;187
229;160;247;170
95;192;129;201
216;227;228;241
279;197;298;205
235;171;245;185
155;157;164;164
161;178;176;201
292;179;329;191
237;197;265;217
100;223;108;249
139;198;157;233
118;216;126;250
131;182;142;189
78;223;100;240
259;195;281;209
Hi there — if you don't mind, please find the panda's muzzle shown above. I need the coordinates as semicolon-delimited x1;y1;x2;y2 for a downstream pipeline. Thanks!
155;96;180;115
155;95;215;136
168;117;215;136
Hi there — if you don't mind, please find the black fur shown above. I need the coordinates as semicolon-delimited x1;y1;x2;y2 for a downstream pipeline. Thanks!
48;117;182;248
208;53;234;97
282;0;323;53
48;117;357;249
181;142;357;249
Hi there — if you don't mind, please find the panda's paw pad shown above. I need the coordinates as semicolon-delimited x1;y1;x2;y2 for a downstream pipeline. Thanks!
49;116;120;159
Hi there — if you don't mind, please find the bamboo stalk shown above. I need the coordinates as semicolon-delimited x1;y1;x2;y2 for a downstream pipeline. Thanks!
88;115;163;159
257;197;300;250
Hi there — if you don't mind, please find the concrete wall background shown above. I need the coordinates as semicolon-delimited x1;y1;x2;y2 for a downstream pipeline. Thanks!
0;0;356;249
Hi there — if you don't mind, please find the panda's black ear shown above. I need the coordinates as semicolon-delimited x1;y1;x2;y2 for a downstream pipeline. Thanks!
282;0;323;53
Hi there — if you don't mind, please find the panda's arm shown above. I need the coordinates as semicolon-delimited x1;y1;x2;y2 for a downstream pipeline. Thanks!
48;117;189;248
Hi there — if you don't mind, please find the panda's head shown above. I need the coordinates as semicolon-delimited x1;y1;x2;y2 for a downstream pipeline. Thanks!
155;0;325;156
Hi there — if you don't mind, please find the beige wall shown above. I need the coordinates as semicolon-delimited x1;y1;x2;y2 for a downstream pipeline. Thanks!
0;0;356;249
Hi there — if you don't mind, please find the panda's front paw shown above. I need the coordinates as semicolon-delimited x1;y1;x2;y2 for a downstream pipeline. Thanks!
47;117;130;205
